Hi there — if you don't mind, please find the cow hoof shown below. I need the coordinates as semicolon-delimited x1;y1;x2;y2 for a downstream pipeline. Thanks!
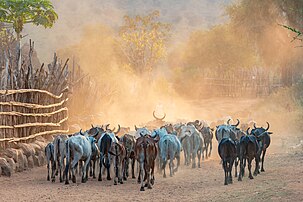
98;177;102;181
65;181;69;185
198;165;201;168
238;178;242;181
224;182;228;185
123;177;127;181
93;176;96;179
107;177;112;181
151;179;154;185
132;176;136;179
163;174;166;178
114;181;117;185
72;176;76;183
81;179;86;183
148;185;152;189
249;176;254;179
60;179;63;183
52;178;55;183
253;172;257;176
47;176;50;181
258;170;260;174
144;183;148;187
261;168;265;172
192;164;196;169
140;187;145;191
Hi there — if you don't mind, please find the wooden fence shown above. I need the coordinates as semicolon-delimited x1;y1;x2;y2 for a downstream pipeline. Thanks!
0;89;69;148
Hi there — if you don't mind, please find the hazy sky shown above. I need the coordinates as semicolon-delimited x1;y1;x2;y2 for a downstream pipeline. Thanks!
23;0;233;63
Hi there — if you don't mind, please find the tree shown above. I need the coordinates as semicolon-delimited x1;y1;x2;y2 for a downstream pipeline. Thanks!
0;0;57;75
118;10;171;74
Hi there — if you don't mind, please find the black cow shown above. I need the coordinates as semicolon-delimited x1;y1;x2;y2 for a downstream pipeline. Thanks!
218;136;237;185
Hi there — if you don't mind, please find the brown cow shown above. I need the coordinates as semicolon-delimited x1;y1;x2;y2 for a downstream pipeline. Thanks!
135;135;158;191
109;141;126;185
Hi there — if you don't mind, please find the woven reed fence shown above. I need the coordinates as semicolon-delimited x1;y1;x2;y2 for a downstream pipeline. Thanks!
0;89;69;146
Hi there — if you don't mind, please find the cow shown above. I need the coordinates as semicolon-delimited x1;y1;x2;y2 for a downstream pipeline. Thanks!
109;141;126;185
45;142;55;182
199;126;214;159
65;133;96;184
151;128;181;177
53;134;69;182
135;135;158;191
250;122;272;172
119;134;136;180
179;124;204;168
218;136;237;185
238;129;260;181
98;132;113;181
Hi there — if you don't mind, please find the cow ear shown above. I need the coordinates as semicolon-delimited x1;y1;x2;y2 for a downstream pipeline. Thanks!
267;132;273;135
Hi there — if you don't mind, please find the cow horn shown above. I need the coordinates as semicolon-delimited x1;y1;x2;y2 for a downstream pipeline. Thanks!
265;122;270;131
105;124;110;131
227;119;231;125
114;124;121;135
91;124;94;128
246;127;250;135
135;125;138;131
153;111;166;120
80;129;84;136
254;123;257;129
232;119;240;127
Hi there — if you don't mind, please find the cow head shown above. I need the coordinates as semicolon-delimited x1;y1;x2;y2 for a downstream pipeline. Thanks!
135;125;151;137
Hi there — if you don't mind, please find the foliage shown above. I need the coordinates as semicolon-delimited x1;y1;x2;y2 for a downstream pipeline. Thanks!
0;0;58;36
118;10;171;74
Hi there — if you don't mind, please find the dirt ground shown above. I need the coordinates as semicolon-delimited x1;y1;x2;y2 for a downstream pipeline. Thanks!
0;141;302;202
0;98;302;202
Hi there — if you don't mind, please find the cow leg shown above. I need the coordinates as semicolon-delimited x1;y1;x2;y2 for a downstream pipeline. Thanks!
253;156;259;176
209;141;212;157
205;143;208;159
119;159;124;184
223;160;228;185
169;158;173;177
248;158;254;179
261;149;266;172
55;158;59;176
234;157;238;178
47;161;50;181
131;157;136;179
243;158;246;177
150;160;155;185
89;161;93;177
59;158;64;183
238;157;243;181
92;160;96;179
106;157;112;181
162;159;167;178
197;149;201;168
146;166;152;189
140;162;145;191
82;157;91;183
174;153;180;173
71;157;80;183
192;152;196;169
98;155;103;181
229;159;233;184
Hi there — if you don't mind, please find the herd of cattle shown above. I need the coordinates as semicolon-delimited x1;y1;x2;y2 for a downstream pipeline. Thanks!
45;116;272;191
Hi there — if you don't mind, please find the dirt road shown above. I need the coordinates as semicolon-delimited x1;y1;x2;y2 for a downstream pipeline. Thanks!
0;146;302;202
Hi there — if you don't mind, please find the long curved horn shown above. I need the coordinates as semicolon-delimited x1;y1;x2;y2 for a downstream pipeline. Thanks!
91;124;95;128
134;125;138;131
227;119;231;125
232;119;240;127
254;123;257;129
265;122;270;131
80;129;84;136
153;111;166;120
114;124;121;135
